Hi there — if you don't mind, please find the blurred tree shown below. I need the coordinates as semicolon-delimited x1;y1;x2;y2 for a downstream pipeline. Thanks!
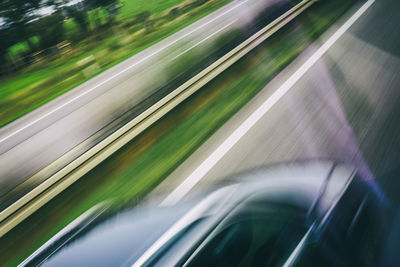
0;27;15;75
0;0;44;52
35;12;65;51
86;0;120;27
86;0;118;10
135;11;151;23
135;11;153;32
65;7;90;35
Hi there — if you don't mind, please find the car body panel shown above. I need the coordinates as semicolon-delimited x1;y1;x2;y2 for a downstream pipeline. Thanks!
21;161;382;267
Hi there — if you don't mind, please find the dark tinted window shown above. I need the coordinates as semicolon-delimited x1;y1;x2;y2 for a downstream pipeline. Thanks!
295;240;340;267
186;203;308;267
325;177;386;266
297;176;387;267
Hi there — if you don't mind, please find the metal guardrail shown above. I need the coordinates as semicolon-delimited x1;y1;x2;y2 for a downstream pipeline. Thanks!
0;0;315;237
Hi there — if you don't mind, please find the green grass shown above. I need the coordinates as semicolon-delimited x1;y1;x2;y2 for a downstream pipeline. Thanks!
119;0;186;18
0;0;232;127
0;0;360;265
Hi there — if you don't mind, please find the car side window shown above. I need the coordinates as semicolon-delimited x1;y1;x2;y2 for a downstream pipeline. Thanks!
324;177;386;266
297;176;386;267
185;203;308;267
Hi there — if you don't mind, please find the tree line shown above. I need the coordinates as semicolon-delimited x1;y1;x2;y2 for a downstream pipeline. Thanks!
0;0;120;75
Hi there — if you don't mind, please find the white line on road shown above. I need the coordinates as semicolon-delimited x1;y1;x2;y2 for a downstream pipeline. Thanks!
0;0;249;145
170;19;238;61
161;0;375;206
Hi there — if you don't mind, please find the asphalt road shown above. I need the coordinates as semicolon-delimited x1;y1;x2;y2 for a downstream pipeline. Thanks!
0;0;280;200
153;0;400;206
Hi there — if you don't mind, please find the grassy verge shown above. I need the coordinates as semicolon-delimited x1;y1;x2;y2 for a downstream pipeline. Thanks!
0;0;360;265
118;0;187;18
0;0;233;127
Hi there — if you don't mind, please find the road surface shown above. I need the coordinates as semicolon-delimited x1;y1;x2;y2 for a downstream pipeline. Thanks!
0;0;280;202
152;0;400;206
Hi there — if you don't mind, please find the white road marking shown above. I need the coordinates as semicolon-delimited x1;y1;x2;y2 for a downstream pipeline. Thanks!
170;19;238;61
161;0;375;206
0;0;249;144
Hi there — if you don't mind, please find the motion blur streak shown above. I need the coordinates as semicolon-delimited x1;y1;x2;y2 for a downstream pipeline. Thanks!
0;0;267;201
170;19;238;61
2;0;400;264
161;0;375;206
0;0;249;145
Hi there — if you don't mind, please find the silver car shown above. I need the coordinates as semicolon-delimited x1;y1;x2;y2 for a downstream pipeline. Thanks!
21;161;389;267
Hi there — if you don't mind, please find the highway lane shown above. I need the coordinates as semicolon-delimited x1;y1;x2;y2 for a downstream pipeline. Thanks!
0;0;283;201
153;0;400;206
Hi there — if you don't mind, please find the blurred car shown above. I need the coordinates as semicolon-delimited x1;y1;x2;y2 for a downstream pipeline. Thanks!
20;161;389;267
